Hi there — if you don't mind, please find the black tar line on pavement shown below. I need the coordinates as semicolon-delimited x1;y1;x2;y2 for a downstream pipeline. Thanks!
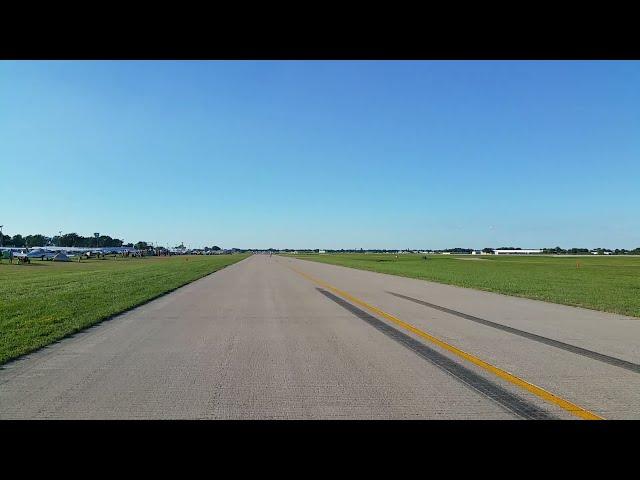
317;288;556;420
388;291;640;374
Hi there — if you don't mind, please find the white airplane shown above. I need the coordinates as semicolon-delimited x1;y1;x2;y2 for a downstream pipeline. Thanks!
0;247;72;260
1;245;140;260
26;248;58;260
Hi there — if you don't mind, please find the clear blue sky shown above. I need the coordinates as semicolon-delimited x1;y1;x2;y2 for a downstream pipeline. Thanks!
1;61;638;249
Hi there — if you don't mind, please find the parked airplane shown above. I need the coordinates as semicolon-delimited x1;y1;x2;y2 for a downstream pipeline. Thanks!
26;248;57;260
0;246;140;260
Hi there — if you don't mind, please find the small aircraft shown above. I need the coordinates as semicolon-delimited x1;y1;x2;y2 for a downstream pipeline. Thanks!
0;246;140;261
25;248;57;260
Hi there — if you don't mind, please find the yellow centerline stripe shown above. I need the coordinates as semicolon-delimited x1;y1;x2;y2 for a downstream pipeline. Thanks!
285;262;604;420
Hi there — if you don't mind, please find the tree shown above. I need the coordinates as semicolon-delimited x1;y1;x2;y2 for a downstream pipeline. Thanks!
135;241;149;250
98;235;123;247
59;233;81;247
211;246;221;251
543;246;566;254
25;234;47;247
11;234;26;247
568;247;589;254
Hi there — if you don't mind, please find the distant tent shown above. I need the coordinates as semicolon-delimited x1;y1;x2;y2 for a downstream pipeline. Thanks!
53;252;70;262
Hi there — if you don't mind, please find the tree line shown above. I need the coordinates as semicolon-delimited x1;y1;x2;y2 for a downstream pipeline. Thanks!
0;231;228;252
541;247;640;255
3;234;639;255
0;232;127;248
279;247;640;255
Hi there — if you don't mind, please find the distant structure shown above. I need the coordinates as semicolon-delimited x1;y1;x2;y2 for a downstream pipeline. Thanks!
494;249;542;255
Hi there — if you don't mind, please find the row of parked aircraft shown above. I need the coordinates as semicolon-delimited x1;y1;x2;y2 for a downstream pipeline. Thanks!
0;246;141;260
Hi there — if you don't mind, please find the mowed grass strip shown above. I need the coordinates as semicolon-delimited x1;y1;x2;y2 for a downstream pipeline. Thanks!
0;254;249;365
287;254;640;318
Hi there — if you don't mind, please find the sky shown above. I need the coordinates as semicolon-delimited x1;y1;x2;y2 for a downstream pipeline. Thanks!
1;60;638;249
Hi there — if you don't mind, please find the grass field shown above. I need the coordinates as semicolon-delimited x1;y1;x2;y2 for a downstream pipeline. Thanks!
0;254;249;365
288;254;640;318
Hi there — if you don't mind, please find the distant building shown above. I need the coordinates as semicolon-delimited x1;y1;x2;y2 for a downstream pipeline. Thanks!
493;249;542;255
318;250;326;254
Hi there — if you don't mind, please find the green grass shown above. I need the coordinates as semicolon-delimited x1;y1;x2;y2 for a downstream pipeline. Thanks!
287;254;640;318
0;254;249;365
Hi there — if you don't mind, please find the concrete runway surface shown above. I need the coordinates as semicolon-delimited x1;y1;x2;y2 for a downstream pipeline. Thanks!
1;254;639;419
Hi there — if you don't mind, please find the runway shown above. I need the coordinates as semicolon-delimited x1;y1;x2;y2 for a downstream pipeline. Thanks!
2;254;638;419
